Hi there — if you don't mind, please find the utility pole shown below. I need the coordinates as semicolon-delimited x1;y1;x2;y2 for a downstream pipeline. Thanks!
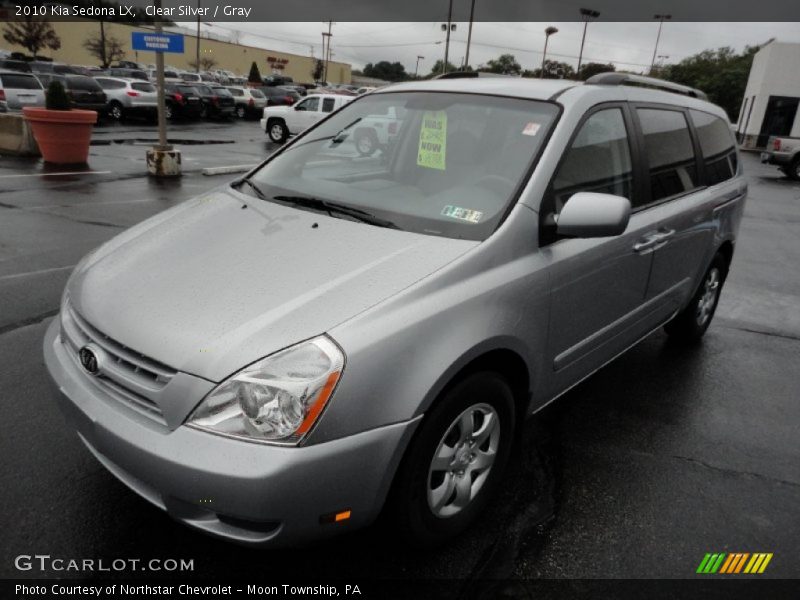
541;26;558;79
650;14;671;74
464;0;476;70
322;21;333;83
195;0;201;72
443;0;453;75
577;7;600;75
415;55;424;78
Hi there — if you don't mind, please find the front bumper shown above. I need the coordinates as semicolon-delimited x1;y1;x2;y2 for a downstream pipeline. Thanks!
43;318;418;546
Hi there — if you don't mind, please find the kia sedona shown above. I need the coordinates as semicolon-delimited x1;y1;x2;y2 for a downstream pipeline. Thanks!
44;74;745;547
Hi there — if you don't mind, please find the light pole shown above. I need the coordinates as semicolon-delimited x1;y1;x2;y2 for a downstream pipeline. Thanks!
442;0;455;75
464;0;476;70
322;28;332;83
577;7;600;76
650;14;671;74
415;55;424;78
541;26;558;79
195;0;200;73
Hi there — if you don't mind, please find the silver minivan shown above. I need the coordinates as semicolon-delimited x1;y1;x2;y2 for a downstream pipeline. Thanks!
44;74;746;547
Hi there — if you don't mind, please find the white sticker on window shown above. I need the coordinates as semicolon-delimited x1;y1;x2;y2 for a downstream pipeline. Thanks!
441;205;483;224
522;122;541;136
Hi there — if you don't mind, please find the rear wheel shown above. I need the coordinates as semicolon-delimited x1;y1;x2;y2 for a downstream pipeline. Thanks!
267;119;288;143
236;105;246;119
665;252;727;343
787;156;800;181
386;371;515;546
354;129;378;156
164;103;174;121
108;101;124;121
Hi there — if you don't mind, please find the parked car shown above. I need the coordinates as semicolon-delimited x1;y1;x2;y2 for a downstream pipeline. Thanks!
36;74;107;113
146;68;181;82
227;86;267;119
161;83;203;120
180;72;202;84
263;74;294;87
94;76;157;121
0;59;31;73
44;74;745;548
110;61;142;70
0;70;45;112
761;135;800;180
107;68;148;81
258;85;298;107
260;93;352;143
192;83;235;119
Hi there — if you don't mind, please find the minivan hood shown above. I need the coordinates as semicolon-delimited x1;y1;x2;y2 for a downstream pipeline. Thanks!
68;188;476;382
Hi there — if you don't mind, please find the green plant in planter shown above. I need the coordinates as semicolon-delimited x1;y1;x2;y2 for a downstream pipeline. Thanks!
45;80;71;111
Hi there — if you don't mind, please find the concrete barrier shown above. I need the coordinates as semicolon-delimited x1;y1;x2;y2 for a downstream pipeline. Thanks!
0;113;40;156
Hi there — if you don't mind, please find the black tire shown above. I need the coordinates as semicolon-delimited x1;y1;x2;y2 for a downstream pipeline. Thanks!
199;104;208;119
235;105;246;119
354;128;379;156
386;371;515;546
664;252;728;343
787;156;800;181
267;118;288;143
164;103;174;121
108;101;124;121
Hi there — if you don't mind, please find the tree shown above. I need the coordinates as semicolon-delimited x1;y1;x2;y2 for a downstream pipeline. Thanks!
658;45;761;121
3;18;61;57
312;59;324;82
480;54;521;76
427;59;458;78
248;61;262;84
188;56;218;71
577;62;615;81
363;61;408;82
83;28;126;68
524;60;575;80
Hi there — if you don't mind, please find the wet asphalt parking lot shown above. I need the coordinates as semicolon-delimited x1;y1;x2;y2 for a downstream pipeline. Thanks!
1;118;798;590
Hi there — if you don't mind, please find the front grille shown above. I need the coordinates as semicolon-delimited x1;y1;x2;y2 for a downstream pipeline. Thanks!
60;300;175;426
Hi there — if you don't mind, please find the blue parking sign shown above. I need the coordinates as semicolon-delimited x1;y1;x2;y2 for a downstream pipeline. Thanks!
131;32;184;54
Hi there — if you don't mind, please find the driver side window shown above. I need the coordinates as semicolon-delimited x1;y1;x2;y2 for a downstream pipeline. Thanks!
541;107;633;245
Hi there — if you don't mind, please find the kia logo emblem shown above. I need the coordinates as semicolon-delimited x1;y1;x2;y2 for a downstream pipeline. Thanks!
79;346;100;375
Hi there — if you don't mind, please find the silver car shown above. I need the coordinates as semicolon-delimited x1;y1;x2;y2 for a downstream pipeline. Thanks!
44;74;746;547
227;86;267;119
0;70;44;111
94;76;157;121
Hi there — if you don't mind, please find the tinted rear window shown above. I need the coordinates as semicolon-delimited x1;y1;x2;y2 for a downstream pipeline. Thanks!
67;76;102;91
0;60;31;72
95;78;126;89
250;89;264;98
131;82;156;93
0;73;42;90
690;109;738;185
637;108;699;202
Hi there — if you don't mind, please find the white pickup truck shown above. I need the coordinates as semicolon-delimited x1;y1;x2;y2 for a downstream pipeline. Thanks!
761;135;800;180
260;93;352;143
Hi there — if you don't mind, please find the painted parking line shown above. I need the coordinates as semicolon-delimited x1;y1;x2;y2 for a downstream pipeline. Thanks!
0;171;112;179
0;264;76;282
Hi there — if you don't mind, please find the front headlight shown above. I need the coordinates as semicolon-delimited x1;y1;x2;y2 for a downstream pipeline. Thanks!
187;336;344;445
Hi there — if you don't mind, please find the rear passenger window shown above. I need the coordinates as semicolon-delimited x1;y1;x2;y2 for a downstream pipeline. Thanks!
690;109;738;185
550;108;633;214
322;97;336;113
637;108;698;201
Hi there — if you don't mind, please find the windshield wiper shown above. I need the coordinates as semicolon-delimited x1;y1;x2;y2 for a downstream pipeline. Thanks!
235;178;267;200
331;117;363;144
273;195;399;229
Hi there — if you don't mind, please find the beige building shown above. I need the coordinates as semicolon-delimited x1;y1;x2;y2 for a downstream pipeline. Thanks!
2;19;352;84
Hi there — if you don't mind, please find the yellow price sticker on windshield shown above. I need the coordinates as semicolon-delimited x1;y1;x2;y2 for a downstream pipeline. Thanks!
417;110;447;170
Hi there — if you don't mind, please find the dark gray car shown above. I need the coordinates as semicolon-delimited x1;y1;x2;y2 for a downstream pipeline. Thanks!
44;75;745;547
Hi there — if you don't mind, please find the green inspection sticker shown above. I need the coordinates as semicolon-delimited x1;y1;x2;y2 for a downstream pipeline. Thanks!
441;205;484;224
417;110;447;170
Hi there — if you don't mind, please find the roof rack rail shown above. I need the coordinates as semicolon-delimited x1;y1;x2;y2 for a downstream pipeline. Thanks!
585;72;708;101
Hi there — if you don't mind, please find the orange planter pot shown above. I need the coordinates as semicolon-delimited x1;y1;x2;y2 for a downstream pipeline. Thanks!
22;107;97;165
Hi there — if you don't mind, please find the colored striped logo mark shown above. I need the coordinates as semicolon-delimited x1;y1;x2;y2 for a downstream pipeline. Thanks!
696;553;773;574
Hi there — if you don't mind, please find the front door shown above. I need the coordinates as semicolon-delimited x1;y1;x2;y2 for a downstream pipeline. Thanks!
540;105;658;397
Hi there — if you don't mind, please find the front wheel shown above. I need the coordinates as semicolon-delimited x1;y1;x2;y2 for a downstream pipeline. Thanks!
108;101;124;121
665;252;727;343
267;119;288;143
386;371;515;546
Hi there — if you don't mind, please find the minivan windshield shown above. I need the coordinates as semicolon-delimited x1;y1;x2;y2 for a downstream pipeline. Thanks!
246;92;559;240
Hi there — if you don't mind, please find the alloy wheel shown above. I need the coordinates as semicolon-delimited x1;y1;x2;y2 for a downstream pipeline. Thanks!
427;403;500;518
696;267;721;326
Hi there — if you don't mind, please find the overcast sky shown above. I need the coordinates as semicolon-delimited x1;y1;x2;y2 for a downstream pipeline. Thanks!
186;21;800;75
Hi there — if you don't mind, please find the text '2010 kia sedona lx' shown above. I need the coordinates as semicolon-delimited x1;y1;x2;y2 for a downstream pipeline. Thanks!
44;73;746;547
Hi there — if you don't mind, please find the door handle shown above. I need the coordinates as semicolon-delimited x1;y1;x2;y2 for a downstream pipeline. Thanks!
633;229;675;253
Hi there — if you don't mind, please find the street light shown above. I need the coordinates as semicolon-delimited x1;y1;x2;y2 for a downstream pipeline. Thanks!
441;0;456;75
415;55;424;78
577;7;600;75
541;26;558;79
650;14;672;74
